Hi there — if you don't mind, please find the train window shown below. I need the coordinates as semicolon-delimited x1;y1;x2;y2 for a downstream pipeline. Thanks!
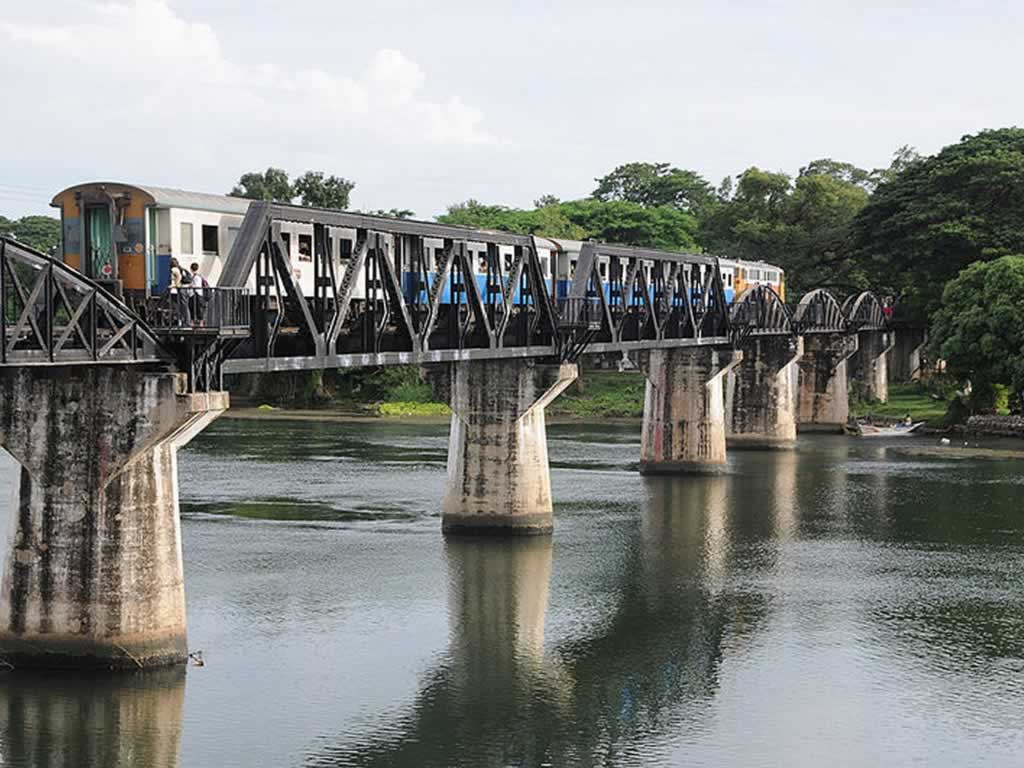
504;253;513;272
298;234;312;262
201;225;219;255
570;259;577;278
226;226;240;255
339;238;352;264
478;254;487;273
599;262;607;278
541;256;550;276
280;232;291;257
180;222;194;255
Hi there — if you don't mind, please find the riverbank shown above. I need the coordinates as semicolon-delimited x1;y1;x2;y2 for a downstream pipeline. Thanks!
850;382;951;426
227;368;648;421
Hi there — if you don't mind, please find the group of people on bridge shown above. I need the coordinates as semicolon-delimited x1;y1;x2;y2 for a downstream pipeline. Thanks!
168;258;210;326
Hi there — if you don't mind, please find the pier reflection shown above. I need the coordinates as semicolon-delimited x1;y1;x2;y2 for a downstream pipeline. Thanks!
308;472;774;767
0;667;185;768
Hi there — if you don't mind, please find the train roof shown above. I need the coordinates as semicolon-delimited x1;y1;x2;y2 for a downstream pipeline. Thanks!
51;182;252;215
718;256;785;272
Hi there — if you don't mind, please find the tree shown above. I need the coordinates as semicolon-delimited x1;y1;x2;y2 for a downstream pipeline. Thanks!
362;208;415;219
229;167;293;202
438;198;697;250
930;255;1024;410
293;171;355;210
1;214;62;254
697;165;870;295
852;128;1024;318
799;158;875;190
592;162;717;216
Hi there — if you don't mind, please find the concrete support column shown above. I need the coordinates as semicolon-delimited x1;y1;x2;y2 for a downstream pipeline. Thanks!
887;326;928;383
850;330;894;403
725;336;804;449
0;367;227;669
430;360;578;535
639;347;742;474
797;334;858;432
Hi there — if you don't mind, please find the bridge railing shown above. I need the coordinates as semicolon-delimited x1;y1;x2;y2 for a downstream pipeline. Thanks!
147;287;251;335
0;237;167;366
557;296;603;331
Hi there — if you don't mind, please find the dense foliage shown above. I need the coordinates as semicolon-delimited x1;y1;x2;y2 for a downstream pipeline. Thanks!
0;215;61;253
438;198;699;251
930;255;1024;408
230;167;355;210
852;128;1024;317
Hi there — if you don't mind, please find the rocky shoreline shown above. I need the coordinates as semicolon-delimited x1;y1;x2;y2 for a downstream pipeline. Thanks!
963;415;1024;438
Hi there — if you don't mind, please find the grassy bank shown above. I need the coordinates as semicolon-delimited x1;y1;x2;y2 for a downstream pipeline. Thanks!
851;382;951;425
233;367;974;427
229;365;647;419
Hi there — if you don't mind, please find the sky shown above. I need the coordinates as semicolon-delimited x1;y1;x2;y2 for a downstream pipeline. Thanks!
1;0;1022;219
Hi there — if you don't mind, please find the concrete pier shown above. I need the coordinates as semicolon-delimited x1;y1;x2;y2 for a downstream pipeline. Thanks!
725;336;803;449
431;359;577;535
849;330;894;403
0;367;227;669
639;347;742;474
888;326;928;383
797;334;858;432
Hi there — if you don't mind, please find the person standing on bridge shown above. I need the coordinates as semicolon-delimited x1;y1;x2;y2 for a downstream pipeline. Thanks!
170;258;191;326
189;262;210;326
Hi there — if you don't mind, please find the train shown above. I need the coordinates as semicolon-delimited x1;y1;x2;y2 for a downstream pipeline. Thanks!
50;181;785;309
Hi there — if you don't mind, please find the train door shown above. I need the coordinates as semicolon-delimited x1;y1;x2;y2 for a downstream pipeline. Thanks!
85;205;114;279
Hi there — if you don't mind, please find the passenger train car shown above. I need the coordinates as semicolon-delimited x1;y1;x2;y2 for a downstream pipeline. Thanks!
50;182;785;309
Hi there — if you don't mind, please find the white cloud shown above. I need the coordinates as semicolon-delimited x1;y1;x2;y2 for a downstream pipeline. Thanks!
0;0;497;168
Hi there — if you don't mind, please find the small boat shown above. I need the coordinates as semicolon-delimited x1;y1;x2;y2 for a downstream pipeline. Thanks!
847;421;925;437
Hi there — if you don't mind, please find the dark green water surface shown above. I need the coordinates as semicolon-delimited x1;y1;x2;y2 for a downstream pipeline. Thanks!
1;419;1022;767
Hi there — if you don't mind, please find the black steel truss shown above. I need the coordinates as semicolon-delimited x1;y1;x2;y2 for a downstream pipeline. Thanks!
842;292;887;331
221;206;733;373
728;284;793;341
0;237;167;367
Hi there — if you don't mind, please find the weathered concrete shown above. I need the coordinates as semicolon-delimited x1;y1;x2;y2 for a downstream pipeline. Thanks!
888;326;928;383
0;367;227;669
429;359;577;535
0;666;185;765
725;336;803;449
849;330;894;403
797;334;858;433
638;347;742;473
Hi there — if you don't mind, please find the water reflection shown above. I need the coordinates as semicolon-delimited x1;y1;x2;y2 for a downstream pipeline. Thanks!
308;470;777;767
0;667;185;768
308;536;566;767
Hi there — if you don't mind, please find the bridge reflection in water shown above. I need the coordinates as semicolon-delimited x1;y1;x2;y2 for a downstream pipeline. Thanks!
304;467;785;768
0;667;185;767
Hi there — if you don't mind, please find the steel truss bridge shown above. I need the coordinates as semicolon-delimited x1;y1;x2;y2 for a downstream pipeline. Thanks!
0;204;888;387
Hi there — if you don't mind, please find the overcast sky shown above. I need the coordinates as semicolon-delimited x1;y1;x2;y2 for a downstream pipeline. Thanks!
2;0;1022;219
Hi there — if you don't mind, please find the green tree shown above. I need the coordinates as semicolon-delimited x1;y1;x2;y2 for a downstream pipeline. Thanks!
438;198;696;250
930;255;1024;410
799;158;875;190
698;165;870;294
229;167;294;202
592;162;717;216
852;128;1024;318
0;214;62;254
362;208;415;219
293;171;355;210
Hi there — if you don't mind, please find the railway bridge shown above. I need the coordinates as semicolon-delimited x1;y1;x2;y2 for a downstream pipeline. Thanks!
0;206;887;669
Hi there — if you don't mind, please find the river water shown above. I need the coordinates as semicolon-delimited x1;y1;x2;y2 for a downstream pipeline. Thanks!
0;418;1023;767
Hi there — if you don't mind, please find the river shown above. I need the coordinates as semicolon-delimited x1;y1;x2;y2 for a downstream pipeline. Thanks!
0;418;1022;767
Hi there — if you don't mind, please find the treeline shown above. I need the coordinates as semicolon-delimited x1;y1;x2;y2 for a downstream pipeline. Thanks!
0;215;61;254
